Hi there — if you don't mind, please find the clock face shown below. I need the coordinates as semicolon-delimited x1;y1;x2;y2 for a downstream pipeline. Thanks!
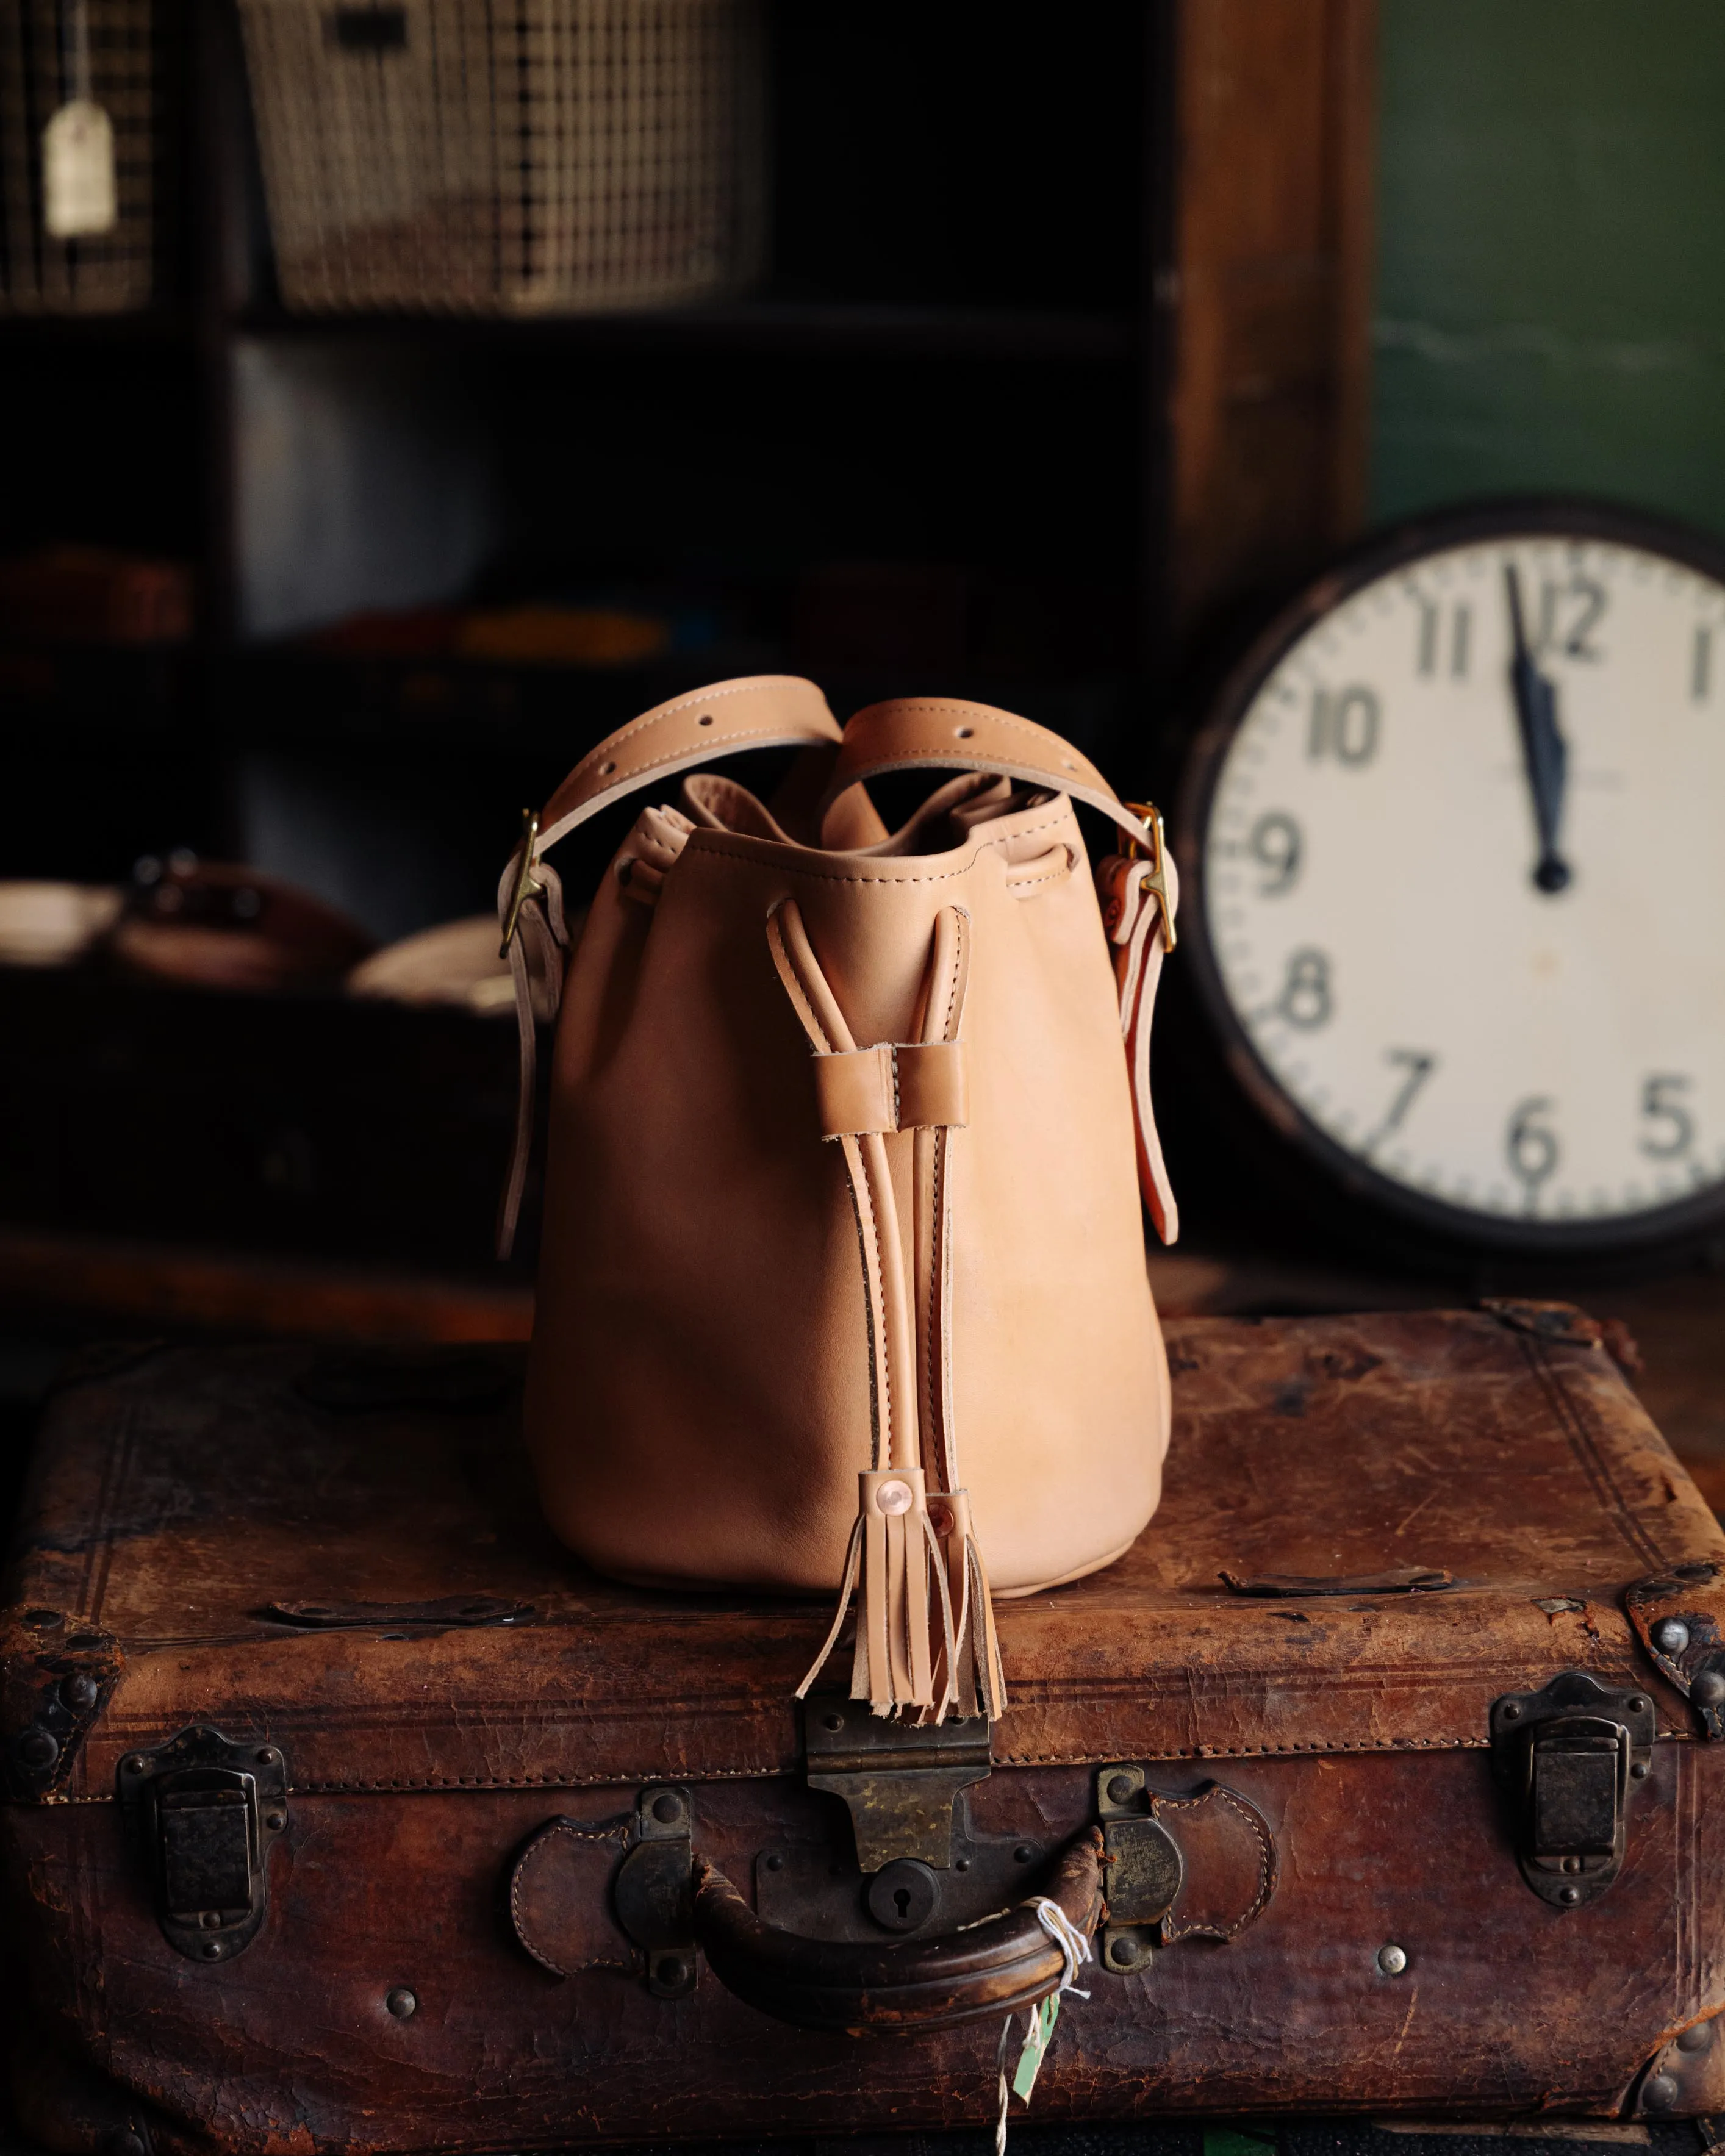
1186;504;1725;1254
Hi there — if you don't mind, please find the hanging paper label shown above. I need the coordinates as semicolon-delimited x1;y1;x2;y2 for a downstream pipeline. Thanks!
1011;1994;1060;2104
43;101;117;238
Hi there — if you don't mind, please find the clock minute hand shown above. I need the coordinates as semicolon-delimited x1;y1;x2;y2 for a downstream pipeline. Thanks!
1504;564;1572;894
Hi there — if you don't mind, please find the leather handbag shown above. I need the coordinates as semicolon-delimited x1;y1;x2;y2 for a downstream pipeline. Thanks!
497;676;1179;1722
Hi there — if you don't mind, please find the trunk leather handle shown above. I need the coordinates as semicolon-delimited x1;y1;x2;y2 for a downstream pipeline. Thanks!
1219;1566;1455;1597
690;1828;1102;2035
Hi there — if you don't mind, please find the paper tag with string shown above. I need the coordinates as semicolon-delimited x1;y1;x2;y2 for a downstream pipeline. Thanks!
1011;1994;1061;2103
996;1897;1094;2155
43;99;116;237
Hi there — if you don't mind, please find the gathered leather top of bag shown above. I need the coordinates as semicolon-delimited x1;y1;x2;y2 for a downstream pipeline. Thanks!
496;677;1180;1728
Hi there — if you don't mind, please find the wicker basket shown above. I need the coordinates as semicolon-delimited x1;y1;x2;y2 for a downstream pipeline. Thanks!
0;0;154;313
238;0;766;316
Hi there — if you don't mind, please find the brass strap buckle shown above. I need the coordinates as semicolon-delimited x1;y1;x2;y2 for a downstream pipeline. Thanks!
1122;800;1177;952
499;809;545;959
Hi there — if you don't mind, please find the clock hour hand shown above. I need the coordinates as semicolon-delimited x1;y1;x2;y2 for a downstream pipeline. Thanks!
1504;564;1571;894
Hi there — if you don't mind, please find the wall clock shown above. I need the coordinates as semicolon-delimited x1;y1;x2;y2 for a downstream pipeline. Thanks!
1177;500;1725;1264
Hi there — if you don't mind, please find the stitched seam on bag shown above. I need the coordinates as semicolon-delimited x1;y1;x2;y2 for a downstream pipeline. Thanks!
777;955;833;1057
854;703;1095;764
855;1159;886;1469
922;1133;939;1483
1005;859;1072;895
927;913;964;1491
840;751;1097;800
769;904;883;1462
680;808;1074;884
851;1141;892;1468
939;911;966;1040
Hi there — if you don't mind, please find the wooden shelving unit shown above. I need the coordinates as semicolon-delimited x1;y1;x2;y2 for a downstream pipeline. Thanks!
0;0;1382;1334
0;0;1379;884
231;301;1138;362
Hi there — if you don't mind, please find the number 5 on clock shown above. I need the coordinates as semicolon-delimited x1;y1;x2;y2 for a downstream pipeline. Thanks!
1640;1074;1695;1160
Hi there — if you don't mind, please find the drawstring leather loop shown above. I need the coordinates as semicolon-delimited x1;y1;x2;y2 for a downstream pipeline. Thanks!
770;897;1005;1724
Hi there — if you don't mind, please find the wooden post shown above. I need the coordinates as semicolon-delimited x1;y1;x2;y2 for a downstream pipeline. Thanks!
1163;0;1378;644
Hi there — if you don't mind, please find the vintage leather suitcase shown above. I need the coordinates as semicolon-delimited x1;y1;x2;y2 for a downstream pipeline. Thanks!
7;1304;1725;2154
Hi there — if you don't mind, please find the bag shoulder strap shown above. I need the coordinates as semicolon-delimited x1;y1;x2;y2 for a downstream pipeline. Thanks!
495;675;841;1256
536;675;842;853
823;697;1154;850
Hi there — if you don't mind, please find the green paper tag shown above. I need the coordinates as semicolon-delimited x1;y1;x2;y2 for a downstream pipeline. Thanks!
1203;2133;1275;2156
1011;1995;1060;2104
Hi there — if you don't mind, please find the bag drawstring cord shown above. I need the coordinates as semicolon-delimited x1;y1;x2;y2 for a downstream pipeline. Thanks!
768;895;1005;1723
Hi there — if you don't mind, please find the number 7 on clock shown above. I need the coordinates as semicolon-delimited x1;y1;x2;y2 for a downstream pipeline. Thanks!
1367;1048;1437;1154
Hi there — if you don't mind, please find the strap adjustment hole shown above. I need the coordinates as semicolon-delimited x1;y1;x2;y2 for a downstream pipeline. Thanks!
697;714;714;726
600;761;617;776
955;725;975;739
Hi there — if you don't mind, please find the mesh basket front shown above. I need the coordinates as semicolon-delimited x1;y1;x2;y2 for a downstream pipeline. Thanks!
240;0;766;315
0;0;154;313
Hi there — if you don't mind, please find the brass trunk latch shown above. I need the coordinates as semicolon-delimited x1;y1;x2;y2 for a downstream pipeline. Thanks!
117;1725;289;1961
749;1699;1039;1944
1490;1671;1654;1907
802;1694;991;1872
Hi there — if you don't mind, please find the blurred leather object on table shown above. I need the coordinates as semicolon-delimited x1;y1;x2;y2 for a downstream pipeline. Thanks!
110;856;373;992
0;546;194;644
454;606;672;668
0;883;123;967
348;912;581;1020
0;964;531;1274
304;604;676;668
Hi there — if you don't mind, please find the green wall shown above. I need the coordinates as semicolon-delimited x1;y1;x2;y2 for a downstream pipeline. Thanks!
1372;0;1725;539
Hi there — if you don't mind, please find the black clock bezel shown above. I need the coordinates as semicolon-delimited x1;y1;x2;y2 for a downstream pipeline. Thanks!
1175;494;1725;1263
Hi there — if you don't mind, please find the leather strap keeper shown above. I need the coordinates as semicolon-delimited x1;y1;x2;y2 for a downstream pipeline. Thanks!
814;1042;967;1137
897;1040;967;1130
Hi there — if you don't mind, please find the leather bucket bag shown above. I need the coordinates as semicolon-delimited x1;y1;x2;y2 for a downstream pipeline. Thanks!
497;676;1179;1722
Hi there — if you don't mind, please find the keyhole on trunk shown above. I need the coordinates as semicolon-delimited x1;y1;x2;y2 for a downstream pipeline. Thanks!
866;1857;939;1933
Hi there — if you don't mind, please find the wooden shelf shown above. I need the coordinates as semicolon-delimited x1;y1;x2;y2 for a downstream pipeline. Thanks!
0;301;1133;364
231;298;1136;364
0;309;195;348
0;1225;531;1344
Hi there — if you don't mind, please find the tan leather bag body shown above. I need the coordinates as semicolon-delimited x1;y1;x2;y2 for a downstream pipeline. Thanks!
498;676;1179;1721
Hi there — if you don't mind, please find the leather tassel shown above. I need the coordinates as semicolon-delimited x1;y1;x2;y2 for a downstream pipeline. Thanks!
930;1489;1006;1722
852;1467;937;1716
796;1467;955;1719
794;1512;864;1705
